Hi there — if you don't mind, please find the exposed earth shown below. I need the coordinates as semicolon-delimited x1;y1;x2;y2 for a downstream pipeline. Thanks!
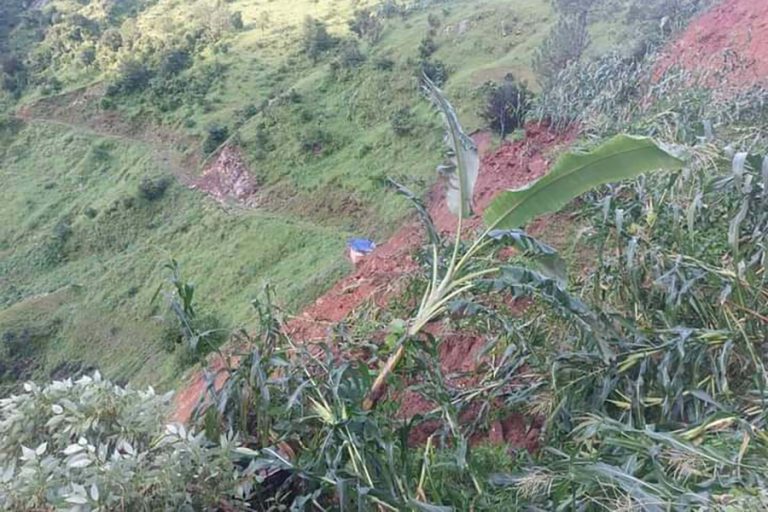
169;0;768;450
172;124;576;452
656;0;768;87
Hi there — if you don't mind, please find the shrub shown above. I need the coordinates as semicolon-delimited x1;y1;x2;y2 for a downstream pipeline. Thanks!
202;123;229;154
302;16;337;61
0;114;21;137
532;11;590;86
0;55;27;97
420;59;449;86
390;106;415;136
418;35;438;59
331;39;366;73
349;8;383;43
298;127;333;156
427;13;442;31
78;47;95;66
137;176;171;201
0;330;36;384
110;59;153;95
230;10;244;30
374;55;395;71
100;27;123;51
158;48;191;77
479;76;532;137
0;373;253;510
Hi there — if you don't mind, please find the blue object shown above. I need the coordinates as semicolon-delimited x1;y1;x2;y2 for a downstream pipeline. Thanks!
347;238;376;254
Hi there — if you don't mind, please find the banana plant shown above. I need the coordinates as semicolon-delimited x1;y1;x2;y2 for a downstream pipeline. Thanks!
363;76;684;410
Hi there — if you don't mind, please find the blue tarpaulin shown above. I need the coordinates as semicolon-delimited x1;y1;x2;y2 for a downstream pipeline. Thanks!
347;238;376;254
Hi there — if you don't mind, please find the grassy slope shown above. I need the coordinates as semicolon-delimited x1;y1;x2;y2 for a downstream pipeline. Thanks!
0;0;640;389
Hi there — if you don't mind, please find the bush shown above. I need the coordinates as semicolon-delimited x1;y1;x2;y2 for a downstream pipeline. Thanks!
532;11;590;86
349;8;383;43
78;47;95;66
0;55;27;97
390;106;415;136
298;127;333;156
100;28;123;51
418;35;438;59
302;16;337;61
479;76;532;137
0;330;36;383
137;176;171;201
330;39;366;74
202;123;229;154
374;55;395;71
109;59;153;95
420;59;449;86
230;10;244;30
158;48;191;77
0;373;253;510
427;13;442;32
626;0;709;34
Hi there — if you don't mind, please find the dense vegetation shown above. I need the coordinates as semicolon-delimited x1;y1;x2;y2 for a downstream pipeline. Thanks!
3;0;767;509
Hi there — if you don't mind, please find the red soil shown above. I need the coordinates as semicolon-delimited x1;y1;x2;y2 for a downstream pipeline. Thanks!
656;0;768;87
172;124;576;451
191;146;260;206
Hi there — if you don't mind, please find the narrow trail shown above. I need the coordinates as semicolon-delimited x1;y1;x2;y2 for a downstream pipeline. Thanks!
15;109;199;188
172;124;577;426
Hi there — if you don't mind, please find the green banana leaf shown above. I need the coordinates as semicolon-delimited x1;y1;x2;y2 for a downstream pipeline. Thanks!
423;74;479;219
483;135;685;229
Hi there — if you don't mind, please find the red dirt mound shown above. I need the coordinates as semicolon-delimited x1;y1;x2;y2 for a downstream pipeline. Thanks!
173;125;575;451
656;0;768;87
191;146;259;206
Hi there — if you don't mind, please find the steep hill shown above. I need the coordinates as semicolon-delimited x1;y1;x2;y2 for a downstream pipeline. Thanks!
0;0;627;388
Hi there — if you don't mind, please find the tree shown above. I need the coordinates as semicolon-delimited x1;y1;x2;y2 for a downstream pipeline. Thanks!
100;27;123;52
302;16;337;61
203;123;229;154
230;10;244;31
349;8;382;43
159;48;191;77
532;11;590;86
418;35;437;59
479;76;532;137
110;58;152;94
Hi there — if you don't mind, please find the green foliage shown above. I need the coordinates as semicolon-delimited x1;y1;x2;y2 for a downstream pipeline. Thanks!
532;10;590;86
137;176;171;201
0;55;27;98
230;10;244;31
158;48;192;78
203;123;230;154
626;0;713;35
108;59;153;95
479;76;532;137
484;135;684;229
349;8;383;43
390;106;416;136
302;15;337;62
419;58;449;87
330;39;366;74
0;372;252;510
423;75;478;219
418;35;438;59
158;260;229;362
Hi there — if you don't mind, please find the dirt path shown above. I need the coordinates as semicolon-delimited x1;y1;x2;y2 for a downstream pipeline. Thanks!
171;124;577;426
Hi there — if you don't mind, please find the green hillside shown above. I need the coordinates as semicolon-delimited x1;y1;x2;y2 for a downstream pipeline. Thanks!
0;0;718;387
4;0;768;509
